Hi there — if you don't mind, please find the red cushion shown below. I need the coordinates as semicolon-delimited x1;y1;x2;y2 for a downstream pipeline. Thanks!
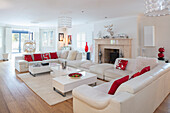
33;54;42;61
116;60;128;70
24;55;33;62
43;53;50;60
130;72;140;79
140;66;150;75
50;52;58;59
108;75;129;95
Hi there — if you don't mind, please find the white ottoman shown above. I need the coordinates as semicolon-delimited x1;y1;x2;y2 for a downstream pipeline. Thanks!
29;65;51;77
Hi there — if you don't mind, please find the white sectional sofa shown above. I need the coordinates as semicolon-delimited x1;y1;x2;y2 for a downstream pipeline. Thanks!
73;60;170;113
15;50;82;72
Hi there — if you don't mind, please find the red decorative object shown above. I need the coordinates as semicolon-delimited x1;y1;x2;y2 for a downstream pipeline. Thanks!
68;73;82;78
50;52;58;59
43;53;50;60
108;75;129;95
158;53;164;58
116;60;128;70
130;72;141;79
33;54;43;61
140;66;150;75
24;55;33;62
159;47;165;52
85;42;88;52
158;47;165;60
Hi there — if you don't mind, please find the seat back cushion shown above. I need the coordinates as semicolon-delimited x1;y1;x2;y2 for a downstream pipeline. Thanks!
33;54;43;61
60;51;69;59
67;50;77;60
76;52;82;60
42;53;50;60
50;52;58;59
135;56;158;71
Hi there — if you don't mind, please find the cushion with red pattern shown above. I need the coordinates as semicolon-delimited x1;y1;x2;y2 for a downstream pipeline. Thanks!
140;66;150;75
130;72;140;79
50;52;58;59
24;55;33;62
42;53;50;60
108;75;129;95
116;60;128;70
33;54;42;61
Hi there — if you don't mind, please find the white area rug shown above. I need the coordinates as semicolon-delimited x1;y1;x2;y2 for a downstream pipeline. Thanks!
17;73;105;106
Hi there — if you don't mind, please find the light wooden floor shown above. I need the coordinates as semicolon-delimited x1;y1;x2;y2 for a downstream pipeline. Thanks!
0;61;169;113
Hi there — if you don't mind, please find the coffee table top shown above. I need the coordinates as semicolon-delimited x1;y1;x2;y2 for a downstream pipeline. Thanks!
51;65;81;77
52;71;97;85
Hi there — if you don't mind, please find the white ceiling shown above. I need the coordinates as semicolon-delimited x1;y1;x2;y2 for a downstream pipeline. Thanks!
0;0;144;26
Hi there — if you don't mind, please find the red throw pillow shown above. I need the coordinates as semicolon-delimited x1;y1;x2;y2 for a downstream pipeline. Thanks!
24;55;33;62
116;60;128;70
140;66;150;75
130;72;140;79
33;54;42;61
43;53;50;60
50;52;58;59
108;75;129;95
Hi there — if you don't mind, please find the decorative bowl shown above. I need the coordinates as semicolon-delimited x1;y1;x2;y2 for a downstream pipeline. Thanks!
68;73;82;78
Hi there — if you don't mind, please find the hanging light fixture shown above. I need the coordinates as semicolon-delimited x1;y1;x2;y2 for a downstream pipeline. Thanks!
58;16;72;28
145;0;170;16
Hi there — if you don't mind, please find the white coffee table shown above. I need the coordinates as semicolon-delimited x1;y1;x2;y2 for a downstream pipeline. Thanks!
52;71;97;97
29;65;51;77
50;65;81;77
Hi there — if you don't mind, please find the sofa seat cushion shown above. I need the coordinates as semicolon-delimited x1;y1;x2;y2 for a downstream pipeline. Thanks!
67;60;90;68
67;50;77;60
90;63;114;75
94;82;113;94
60;51;69;59
28;61;43;65
80;62;97;69
104;68;132;79
43;59;59;63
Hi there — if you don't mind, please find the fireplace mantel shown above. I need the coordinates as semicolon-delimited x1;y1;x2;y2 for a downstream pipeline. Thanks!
94;38;132;63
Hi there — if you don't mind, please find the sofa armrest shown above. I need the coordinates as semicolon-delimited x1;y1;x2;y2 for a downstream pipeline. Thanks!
73;85;113;109
15;56;24;62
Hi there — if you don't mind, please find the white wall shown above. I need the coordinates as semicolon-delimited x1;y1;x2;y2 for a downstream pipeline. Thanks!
138;15;170;59
94;16;138;58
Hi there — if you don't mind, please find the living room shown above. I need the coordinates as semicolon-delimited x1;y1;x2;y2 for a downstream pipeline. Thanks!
0;0;169;113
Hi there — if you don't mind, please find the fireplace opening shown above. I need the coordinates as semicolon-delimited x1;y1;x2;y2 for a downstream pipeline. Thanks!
104;49;119;64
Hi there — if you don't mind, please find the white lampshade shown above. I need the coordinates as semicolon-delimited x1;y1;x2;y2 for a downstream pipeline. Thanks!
58;16;72;28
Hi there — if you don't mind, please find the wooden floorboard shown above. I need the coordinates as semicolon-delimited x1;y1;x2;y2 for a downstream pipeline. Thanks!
0;61;169;113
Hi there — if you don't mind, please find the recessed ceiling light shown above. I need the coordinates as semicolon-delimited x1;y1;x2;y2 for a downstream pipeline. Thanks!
105;17;108;19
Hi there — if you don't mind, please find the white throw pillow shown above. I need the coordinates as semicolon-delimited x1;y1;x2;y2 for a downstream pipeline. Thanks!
60;51;69;59
67;51;77;60
135;56;158;71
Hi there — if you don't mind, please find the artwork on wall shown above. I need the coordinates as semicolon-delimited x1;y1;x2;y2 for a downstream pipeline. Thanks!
68;35;72;45
59;33;64;41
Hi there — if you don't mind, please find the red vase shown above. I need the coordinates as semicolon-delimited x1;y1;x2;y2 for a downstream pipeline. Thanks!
158;47;165;52
85;42;88;52
158;53;164;58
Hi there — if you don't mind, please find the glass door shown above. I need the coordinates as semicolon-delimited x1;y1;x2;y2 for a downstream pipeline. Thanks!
12;33;20;53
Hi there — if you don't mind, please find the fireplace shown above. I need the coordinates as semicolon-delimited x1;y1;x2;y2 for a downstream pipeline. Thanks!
104;49;119;64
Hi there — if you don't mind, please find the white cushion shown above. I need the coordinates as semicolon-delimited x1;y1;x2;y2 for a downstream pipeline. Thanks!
67;50;77;60
18;60;28;65
135;56;158;71
67;60;90;68
104;68;132;79
60;51;69;59
76;52;82;60
80;62;97;69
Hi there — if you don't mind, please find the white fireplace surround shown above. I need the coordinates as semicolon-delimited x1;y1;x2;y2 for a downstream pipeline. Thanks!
94;38;132;63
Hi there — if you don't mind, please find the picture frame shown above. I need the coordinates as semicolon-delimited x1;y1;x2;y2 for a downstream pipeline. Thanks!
59;33;64;41
68;35;72;45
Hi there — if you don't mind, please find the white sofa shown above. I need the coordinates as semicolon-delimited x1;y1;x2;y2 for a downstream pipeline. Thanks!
73;58;170;113
15;50;82;72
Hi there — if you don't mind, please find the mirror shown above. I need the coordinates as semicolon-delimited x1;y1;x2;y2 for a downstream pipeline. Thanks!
144;26;155;47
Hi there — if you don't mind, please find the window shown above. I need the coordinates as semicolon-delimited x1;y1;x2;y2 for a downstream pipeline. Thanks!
77;33;86;51
12;30;33;53
42;30;54;47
